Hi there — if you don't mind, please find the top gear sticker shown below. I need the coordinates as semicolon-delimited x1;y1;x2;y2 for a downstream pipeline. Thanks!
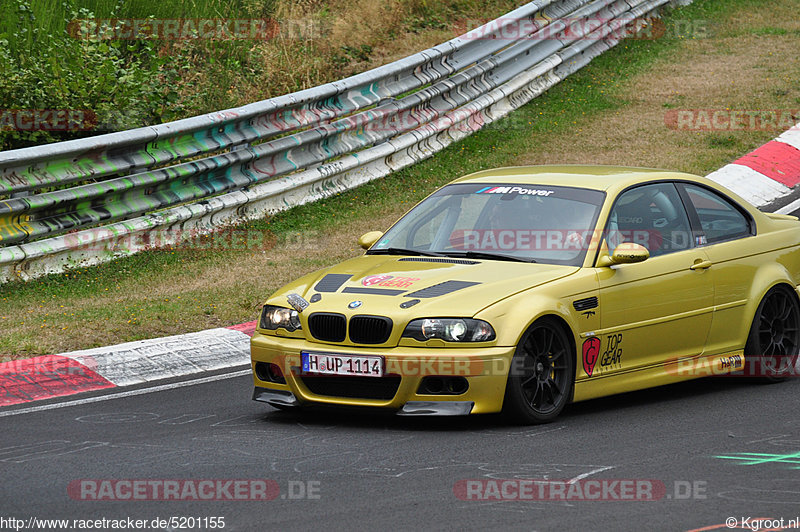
362;275;420;288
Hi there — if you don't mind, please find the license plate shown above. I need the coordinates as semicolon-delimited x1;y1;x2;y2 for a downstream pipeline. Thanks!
301;352;384;377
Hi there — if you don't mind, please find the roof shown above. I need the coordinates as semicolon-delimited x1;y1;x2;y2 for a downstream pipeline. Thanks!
451;165;703;193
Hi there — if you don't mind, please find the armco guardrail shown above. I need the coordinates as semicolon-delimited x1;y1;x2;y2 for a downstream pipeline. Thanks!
0;0;684;282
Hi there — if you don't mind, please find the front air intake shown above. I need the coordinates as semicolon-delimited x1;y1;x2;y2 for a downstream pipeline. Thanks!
299;375;401;400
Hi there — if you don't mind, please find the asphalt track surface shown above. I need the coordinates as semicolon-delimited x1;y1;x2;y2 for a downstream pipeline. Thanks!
2;368;799;531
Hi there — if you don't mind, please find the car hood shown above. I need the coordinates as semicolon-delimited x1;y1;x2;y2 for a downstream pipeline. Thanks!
267;254;579;317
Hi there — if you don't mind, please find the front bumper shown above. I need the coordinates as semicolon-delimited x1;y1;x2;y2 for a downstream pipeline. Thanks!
250;332;515;415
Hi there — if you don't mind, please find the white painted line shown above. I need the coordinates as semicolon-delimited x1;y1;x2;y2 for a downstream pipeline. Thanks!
706;163;792;207
0;368;252;418
776;197;800;215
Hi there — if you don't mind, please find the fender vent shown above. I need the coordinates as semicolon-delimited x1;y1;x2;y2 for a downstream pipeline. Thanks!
573;297;598;312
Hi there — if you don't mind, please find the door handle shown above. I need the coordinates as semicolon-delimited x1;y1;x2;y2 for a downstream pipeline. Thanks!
690;259;712;270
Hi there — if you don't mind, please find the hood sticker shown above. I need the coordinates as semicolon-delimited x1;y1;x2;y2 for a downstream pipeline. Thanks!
362;275;420;288
362;274;393;286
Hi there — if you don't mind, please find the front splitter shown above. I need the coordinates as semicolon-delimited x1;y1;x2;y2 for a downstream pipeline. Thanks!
252;386;299;407
253;387;475;416
397;401;474;416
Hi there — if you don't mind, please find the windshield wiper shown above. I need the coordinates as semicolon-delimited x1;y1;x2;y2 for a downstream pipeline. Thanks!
443;251;535;263
367;247;445;257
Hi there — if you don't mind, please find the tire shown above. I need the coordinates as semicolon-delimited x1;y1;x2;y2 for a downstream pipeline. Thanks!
502;318;574;424
744;285;800;383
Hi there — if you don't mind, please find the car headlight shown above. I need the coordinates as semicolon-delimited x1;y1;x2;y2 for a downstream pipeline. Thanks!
259;305;302;332
402;318;495;342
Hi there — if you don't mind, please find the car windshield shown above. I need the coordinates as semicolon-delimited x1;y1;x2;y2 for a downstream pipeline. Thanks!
368;183;606;266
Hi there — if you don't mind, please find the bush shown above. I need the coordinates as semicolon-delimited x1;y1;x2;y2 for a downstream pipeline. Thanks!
0;1;187;150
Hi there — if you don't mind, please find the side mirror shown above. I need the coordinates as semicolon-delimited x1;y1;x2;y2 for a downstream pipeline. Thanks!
597;243;649;267
358;231;383;250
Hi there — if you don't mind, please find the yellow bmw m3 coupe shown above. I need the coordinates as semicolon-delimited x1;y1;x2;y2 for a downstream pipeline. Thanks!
250;165;800;423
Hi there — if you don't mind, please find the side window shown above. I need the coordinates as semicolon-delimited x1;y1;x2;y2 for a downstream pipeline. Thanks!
681;184;752;243
607;183;693;257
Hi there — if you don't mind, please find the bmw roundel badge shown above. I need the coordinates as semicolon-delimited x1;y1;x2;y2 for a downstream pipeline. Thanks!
348;300;363;309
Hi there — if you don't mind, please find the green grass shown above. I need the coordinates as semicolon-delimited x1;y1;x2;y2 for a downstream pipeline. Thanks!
0;0;258;54
705;134;741;149
0;0;520;150
0;0;270;150
751;27;789;36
